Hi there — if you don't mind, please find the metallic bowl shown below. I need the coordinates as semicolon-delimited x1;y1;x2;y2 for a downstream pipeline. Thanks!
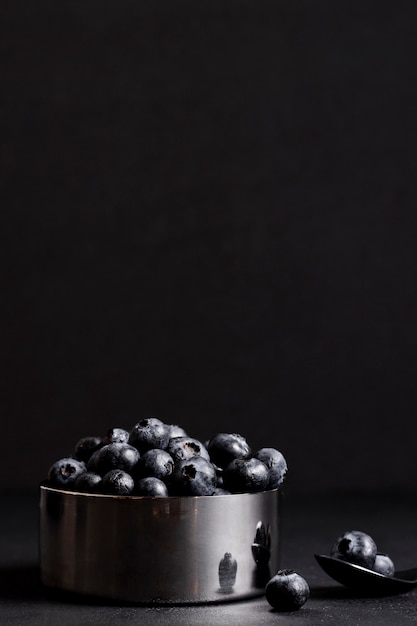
39;484;281;604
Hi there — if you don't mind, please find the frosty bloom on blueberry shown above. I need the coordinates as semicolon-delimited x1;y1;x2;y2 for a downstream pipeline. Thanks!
45;419;288;497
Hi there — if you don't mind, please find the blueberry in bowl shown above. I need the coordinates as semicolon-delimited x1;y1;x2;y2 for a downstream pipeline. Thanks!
134;448;174;482
48;458;87;490
87;442;140;476
169;457;217;496
101;469;135;495
128;418;170;453
135;476;169;497
74;436;102;463
166;436;210;463
223;458;269;494
73;471;102;493
102;427;130;445
206;433;252;469
255;448;288;489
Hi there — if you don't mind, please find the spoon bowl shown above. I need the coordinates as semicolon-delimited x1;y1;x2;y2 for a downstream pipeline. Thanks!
315;554;417;595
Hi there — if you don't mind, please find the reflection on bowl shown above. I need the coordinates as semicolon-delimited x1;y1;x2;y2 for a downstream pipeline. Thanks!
40;485;281;604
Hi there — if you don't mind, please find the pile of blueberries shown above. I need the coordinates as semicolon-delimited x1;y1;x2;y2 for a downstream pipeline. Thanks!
46;417;288;497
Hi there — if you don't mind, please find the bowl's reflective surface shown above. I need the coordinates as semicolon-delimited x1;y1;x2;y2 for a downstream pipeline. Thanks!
40;485;281;604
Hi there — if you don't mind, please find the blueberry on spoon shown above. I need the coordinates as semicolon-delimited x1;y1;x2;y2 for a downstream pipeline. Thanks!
331;530;377;569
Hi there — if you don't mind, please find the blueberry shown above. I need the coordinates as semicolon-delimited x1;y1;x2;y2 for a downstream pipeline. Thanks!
48;458;87;489
223;458;269;493
101;469;135;495
169;457;217;496
166;437;210;463
373;553;395;577
168;424;188;438
134;448;174;482
128;418;170;453
206;433;252;469
102;427;130;445
74;436;102;463
255;448;287;489
330;530;377;569
213;487;231;495
135;476;169;497
87;442;140;476
73;471;102;493
265;569;310;611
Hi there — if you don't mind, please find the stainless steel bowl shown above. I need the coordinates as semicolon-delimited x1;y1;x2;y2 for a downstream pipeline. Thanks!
39;484;281;604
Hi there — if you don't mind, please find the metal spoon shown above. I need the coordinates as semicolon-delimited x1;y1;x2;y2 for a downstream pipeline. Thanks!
315;554;417;595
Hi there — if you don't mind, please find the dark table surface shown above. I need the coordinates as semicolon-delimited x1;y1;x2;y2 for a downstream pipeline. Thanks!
1;489;417;625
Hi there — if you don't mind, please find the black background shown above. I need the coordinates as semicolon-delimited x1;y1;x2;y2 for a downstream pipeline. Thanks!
2;0;417;493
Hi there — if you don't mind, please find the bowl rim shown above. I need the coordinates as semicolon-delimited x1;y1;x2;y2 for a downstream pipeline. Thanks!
39;481;280;501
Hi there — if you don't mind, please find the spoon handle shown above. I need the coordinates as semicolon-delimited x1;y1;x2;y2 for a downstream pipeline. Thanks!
395;567;417;581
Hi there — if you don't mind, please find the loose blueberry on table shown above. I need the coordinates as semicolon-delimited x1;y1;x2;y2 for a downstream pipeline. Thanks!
45;419;287;497
265;569;310;611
